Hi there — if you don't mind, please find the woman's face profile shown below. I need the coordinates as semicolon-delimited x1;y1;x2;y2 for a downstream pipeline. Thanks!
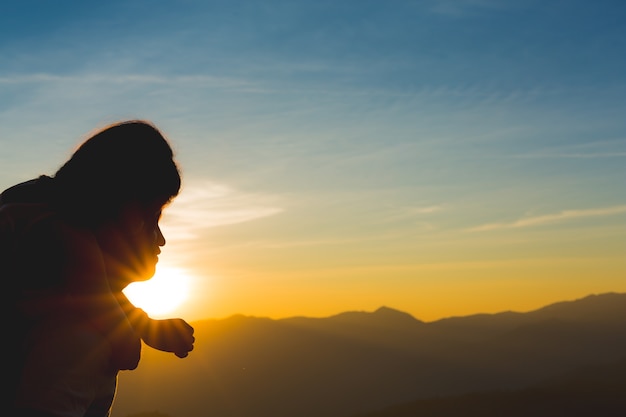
97;201;166;286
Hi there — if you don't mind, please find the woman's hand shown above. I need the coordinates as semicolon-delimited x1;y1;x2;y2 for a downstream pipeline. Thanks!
140;318;195;358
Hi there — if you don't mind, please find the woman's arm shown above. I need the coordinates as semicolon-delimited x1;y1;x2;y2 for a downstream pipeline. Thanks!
115;292;194;358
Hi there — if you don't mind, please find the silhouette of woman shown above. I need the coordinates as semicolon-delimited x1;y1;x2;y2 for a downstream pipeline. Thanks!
1;120;195;417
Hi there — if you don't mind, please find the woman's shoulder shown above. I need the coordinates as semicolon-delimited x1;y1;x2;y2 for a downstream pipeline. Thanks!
1;202;100;257
0;175;56;231
5;203;107;289
0;203;58;247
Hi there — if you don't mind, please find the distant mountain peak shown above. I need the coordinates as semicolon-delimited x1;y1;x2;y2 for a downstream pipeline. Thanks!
373;306;423;323
375;306;412;316
322;306;423;327
529;292;626;322
374;306;398;314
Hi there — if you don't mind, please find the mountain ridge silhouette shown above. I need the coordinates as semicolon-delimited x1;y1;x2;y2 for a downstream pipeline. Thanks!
112;292;626;417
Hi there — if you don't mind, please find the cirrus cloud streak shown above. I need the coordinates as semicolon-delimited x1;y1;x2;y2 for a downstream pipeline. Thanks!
468;205;626;232
160;180;283;241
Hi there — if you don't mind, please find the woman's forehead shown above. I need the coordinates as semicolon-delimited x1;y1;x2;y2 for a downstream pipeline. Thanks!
122;199;163;218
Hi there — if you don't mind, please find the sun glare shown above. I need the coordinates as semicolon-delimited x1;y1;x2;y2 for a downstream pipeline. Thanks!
123;266;191;317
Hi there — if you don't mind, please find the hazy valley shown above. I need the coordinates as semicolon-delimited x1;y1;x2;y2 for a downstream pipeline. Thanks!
112;293;626;417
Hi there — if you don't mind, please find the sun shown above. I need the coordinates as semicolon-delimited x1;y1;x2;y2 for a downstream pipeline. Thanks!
123;266;191;317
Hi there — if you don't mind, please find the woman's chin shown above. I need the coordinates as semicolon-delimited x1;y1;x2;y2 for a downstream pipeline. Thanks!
136;266;157;281
125;262;157;283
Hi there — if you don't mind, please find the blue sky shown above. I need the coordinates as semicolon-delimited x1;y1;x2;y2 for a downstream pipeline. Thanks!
1;0;625;320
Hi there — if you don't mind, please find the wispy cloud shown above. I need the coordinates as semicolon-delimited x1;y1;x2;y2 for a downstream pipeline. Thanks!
511;139;626;159
467;205;626;232
0;72;252;89
515;152;626;159
382;204;446;223
160;180;283;241
414;205;445;214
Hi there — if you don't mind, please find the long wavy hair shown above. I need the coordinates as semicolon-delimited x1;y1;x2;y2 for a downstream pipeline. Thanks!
53;120;181;226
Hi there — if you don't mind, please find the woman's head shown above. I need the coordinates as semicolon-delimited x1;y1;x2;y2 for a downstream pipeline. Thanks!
53;120;181;283
54;120;181;226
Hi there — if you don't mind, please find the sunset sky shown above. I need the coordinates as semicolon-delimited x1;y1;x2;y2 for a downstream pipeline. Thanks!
1;0;624;322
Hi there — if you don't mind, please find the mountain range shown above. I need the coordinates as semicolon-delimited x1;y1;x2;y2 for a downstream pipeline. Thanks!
111;292;626;417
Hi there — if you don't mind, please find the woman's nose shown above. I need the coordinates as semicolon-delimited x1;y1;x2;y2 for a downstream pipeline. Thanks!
155;225;166;247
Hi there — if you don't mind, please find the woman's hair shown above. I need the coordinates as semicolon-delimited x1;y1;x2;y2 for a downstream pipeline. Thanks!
53;120;181;225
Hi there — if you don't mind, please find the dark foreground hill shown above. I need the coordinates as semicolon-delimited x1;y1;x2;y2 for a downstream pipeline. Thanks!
112;292;626;417
351;357;626;417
